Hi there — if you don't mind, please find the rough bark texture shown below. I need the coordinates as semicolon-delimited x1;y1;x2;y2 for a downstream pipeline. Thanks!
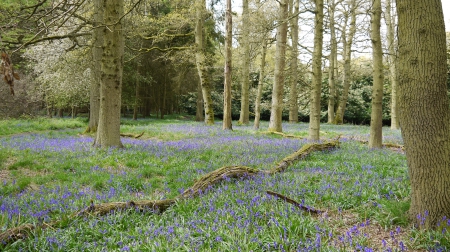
0;138;340;245
253;40;267;130
268;0;289;132
87;0;102;133
334;0;357;124
308;0;324;140
238;0;250;125
195;81;204;122
288;0;299;124
368;0;383;148
385;0;399;130
223;0;233;130
327;0;337;123
93;0;124;148
397;0;450;228
195;0;214;126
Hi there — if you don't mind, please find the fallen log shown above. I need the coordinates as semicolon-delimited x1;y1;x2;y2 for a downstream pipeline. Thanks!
0;137;340;246
120;132;144;139
266;190;322;214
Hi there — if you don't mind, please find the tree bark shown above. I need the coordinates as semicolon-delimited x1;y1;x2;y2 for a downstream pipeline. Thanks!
385;0;399;129
308;0;324;140
87;0;102;133
368;0;383;148
238;0;250;125
397;0;450;228
195;0;215;125
334;0;357;124
327;0;337;123
223;0;233;130
133;61;140;121
195;80;204;122
288;0;299;123
94;0;124;148
268;0;289;132
253;39;267;130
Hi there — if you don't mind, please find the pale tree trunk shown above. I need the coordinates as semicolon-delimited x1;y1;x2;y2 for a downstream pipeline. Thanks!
223;0;233;130
385;0;399;129
327;0;337;123
133;61;140;120
268;0;289;132
334;0;357;124
87;0;102;133
368;0;383;148
94;0;124;148
195;81;204;121
308;0;324;140
253;39;268;130
288;0;299;123
238;0;250;125
195;0;214;125
397;0;450;228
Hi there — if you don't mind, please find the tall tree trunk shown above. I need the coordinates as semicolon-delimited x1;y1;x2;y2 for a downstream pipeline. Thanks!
94;0;124;148
133;61;140;120
308;0;324;140
334;0;357;124
223;0;233;130
268;0;289;132
288;0;299;123
195;80;204;121
386;0;399;129
397;0;450;228
254;39;268;130
238;0;250;125
195;0;214;125
87;0;102;133
327;0;337;123
368;0;383;148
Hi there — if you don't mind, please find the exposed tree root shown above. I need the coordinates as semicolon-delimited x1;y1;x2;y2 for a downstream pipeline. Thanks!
0;137;340;246
266;190;322;214
120;132;145;138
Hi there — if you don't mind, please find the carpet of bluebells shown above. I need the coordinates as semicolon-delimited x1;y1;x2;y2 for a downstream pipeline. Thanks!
0;119;449;251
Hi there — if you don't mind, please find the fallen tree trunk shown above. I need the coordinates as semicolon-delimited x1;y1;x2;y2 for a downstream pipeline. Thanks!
0;137;340;246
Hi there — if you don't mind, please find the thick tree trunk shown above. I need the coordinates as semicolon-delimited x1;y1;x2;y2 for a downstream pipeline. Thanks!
385;0;399;129
253;39;267;130
268;0;289;132
397;0;450;228
368;0;383;148
308;0;324;140
327;0;337;123
288;0;299;123
238;0;250;125
223;0;233;130
87;0;102;133
334;0;357;124
94;0;124;148
195;0;214;125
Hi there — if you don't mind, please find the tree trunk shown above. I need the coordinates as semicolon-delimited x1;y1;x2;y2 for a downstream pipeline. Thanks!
87;0;102;133
238;0;250;125
195;0;214;125
308;0;324;140
94;0;124;148
368;0;383;148
386;0;399;129
195;80;204;122
397;0;450;228
223;0;233;130
253;39;268;130
133;61;140;121
327;0;337;123
334;0;357;124
268;0;289;132
288;0;299;123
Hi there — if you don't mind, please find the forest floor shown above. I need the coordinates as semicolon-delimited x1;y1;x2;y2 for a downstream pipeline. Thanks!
0;116;448;251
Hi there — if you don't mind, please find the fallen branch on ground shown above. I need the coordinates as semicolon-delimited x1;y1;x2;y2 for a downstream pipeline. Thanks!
0;136;340;246
266;190;322;214
120;132;144;138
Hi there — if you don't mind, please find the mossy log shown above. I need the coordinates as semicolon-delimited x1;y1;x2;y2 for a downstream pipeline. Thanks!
120;132;145;139
0;137;340;246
